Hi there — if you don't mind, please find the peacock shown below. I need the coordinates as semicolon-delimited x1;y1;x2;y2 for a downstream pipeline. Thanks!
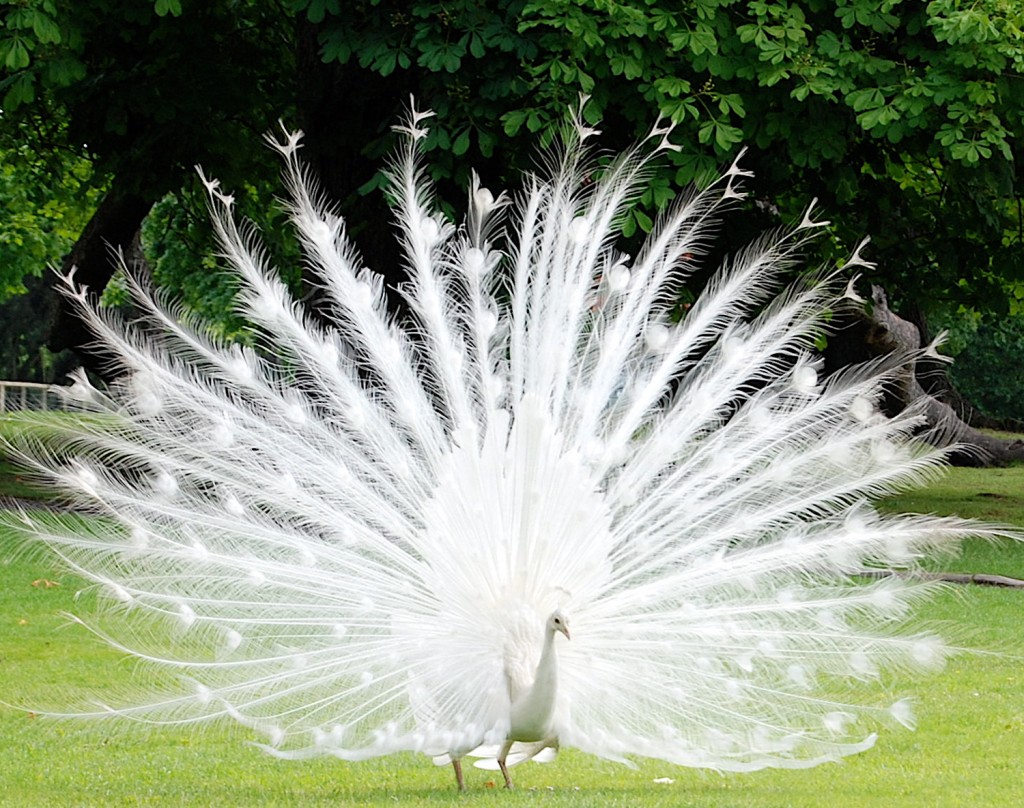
4;102;997;790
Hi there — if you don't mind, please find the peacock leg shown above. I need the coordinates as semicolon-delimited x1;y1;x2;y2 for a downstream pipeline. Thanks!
497;741;514;789
451;758;465;791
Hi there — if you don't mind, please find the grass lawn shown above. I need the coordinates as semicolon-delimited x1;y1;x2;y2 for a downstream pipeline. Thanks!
1;462;1023;805
0;412;66;501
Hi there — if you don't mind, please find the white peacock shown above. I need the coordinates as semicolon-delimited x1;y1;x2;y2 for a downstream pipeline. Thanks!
5;102;995;790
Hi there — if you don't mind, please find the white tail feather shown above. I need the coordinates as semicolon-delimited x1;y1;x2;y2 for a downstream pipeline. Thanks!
4;105;1005;781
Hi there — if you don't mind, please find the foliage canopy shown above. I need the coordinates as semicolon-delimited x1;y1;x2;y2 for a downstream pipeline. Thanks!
301;0;1024;310
1;0;1023;366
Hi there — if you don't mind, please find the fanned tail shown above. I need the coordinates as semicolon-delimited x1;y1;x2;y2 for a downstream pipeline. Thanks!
4;102;1007;777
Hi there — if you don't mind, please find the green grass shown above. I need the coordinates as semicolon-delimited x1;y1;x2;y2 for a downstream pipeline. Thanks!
0;457;36;499
2;468;1024;806
0;411;70;500
881;465;1024;579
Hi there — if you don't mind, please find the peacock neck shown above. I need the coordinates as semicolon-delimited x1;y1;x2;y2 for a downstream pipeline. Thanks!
507;622;561;742
532;625;559;696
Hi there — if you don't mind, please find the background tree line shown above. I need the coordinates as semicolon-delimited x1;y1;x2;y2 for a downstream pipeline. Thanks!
1;0;1023;429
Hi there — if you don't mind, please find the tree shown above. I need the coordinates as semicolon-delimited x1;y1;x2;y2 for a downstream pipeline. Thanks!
0;135;97;301
1;0;295;373
2;0;1023;455
298;0;1024;310
0;125;99;381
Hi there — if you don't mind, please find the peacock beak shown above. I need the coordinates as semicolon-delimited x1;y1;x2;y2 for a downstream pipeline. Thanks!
560;625;571;641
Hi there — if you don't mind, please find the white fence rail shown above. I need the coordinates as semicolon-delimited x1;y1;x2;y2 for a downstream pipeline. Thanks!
0;381;66;412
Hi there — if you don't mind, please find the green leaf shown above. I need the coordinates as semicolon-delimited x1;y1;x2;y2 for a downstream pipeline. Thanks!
319;33;353;64
469;33;485;59
502;108;528;136
451;128;470;156
667;30;690;50
303;0;340;24
717;93;745;117
2;71;34;110
477;128;496;158
154;0;182;17
2;37;30;71
660;97;698;123
697;120;715;145
356;170;388;197
608;52;643;80
713;122;744;151
621;210;637;238
653;76;692;99
372;49;398;76
848;87;885;112
736;23;759;45
817;31;842;58
5;8;37;30
42;54;86;86
690;25;718;56
582;97;603;125
937;122;963;147
632;207;653;233
950;140;990;164
29;10;61;44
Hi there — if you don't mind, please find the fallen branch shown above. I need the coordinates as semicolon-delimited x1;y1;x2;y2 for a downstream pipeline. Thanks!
836;285;1024;466
857;569;1024;588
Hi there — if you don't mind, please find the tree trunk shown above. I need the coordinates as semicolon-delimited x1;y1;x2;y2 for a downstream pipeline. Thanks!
294;19;414;312
46;179;154;381
45;22;414;378
834;284;1024;466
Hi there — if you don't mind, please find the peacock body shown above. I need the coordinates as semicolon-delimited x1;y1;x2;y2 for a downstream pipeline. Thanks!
6;104;993;788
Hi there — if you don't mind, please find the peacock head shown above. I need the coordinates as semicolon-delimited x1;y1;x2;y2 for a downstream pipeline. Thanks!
548;610;571;641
